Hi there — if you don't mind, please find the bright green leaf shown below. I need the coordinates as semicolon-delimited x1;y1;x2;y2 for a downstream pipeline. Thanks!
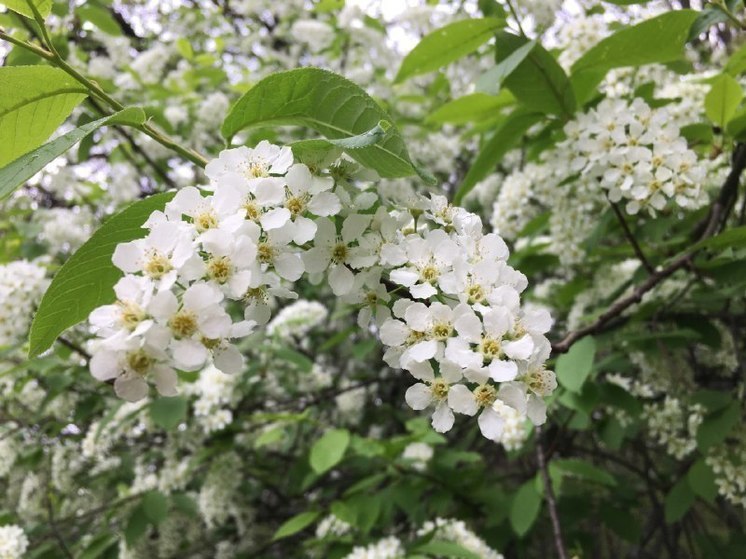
475;39;536;95
76;4;122;35
394;18;504;83
150;397;188;430
272;511;319;540
556;336;597;393
571;10;699;105
0;65;89;166
0;108;145;202
495;32;576;117
454;110;542;204
142;491;169;525
426;92;513;125
28;192;175;357
0;0;52;18
705;73;744;127
510;478;542;536
309;428;350;474
222;68;430;182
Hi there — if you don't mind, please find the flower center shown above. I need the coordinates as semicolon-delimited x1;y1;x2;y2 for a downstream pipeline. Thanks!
117;301;146;330
257;242;275;264
474;384;497;408
243;199;261;221
431;379;449;400
285;195;308;217
466;284;485;304
480;337;501;360
207;256;232;283
127;350;153;375
420;264;439;283
331;243;348;264
525;367;557;397
200;336;221;350
144;251;172;280
431;322;452;341
406;330;427;345
244;286;268;303
169;309;198;338
194;210;217;232
244;160;268;179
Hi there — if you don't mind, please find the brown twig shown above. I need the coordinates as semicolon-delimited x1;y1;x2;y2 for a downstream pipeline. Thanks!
536;426;569;559
609;200;655;274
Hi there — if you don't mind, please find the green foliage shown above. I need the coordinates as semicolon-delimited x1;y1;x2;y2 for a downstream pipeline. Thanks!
0;65;88;166
696;400;740;451
310;428;351;474
413;540;482;559
664;478;695;524
475;39;536;96
150;396;189;430
509;478;542;536
142;491;170;525
0;0;52;18
494;32;576;117
556;336;597;393
394;17;504;83
426;92;513;125
570;10;699;104
0;108;145;201
28;192;174;357
272;511;320;541
221;68;431;183
705;73;744;127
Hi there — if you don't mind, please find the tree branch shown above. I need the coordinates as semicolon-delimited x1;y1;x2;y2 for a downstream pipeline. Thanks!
536;426;569;559
609;200;655;274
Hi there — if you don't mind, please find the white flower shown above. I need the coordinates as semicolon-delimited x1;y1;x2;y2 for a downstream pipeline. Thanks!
404;362;464;433
0;525;28;559
205;141;293;186
389;229;460;299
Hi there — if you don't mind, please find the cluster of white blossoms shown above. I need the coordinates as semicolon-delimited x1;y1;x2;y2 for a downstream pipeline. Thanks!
343;536;405;559
707;441;746;508
401;441;434;471
86;141;553;438
267;299;328;339
417;518;504;559
644;397;705;460
0;525;28;559
0;260;49;347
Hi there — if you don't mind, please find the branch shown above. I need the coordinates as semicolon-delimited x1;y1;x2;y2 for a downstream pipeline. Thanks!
536;426;568;559
553;143;746;354
609;200;655;274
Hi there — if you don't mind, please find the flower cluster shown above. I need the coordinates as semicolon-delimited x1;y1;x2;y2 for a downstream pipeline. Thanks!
267;299;328;339
86;141;553;438
417;518;503;559
0;525;28;559
0;260;49;347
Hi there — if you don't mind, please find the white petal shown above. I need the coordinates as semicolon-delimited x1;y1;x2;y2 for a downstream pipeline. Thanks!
478;407;505;441
504;335;534;360
292;216;317;244
448;384;478;416
341;214;372;243
527;394;547;425
275;253;304;281
90;351;121;381
405;383;433;410
308;192;341;216
328;264;354;296
431;401;455;433
379;319;409;347
405;340;437;363
213;344;244;374
153;366;178;397
261;208;292;231
112;242;142;273
488;360;518;382
114;375;149;402
172;339;208;371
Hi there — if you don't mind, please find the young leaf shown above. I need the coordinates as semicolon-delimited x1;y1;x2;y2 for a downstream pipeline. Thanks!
705;73;744;127
571;10;699;105
426;92;513;125
272;511;320;541
150;397;189;430
495;32;576;117
394;17;504;83
221;68;431;183
454;110;543;204
0;108;146;201
0;66;90;167
0;0;52;18
475;39;536;95
556;336;597;393
28;192;175;357
510;478;542;536
309;428;350;474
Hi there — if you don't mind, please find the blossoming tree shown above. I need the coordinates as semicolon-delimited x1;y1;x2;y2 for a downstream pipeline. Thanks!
1;0;745;558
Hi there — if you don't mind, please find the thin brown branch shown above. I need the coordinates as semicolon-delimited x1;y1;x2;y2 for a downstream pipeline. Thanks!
536;426;569;559
609;200;655;274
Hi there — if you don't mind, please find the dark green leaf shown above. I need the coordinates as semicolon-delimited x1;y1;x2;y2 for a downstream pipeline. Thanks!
142;491;169;525
475;39;536;95
696;400;740;451
664;478;695;523
150;396;188;430
556;336;597;393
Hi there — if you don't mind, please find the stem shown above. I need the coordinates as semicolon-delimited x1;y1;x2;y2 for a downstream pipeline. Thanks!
609;200;655;275
536;426;569;559
504;0;527;37
712;0;746;29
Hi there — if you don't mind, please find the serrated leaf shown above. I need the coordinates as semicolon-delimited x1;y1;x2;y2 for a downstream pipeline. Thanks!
475;39;536;95
556;336;597;393
454;110;542;204
272;511;319;540
705;73;744;127
222;68;430;183
142;491;169;525
0;65;89;167
510;478;542;536
1;0;52;18
0;108;145;201
495;32;575;117
570;10;699;105
309;428;350;474
394;17;504;83
28;192;175;357
149;396;188;430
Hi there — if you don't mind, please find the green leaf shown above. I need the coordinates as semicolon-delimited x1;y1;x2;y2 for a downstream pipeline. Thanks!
76;4;122;35
687;460;718;503
553;458;617;487
0;65;89;166
454;110;542;204
222;68;430;183
664;478;695;523
696;400;740;451
28;192;175;357
495;32;576;117
510;478;542;536
142;491;169;525
272;511;320;541
556;336;597;393
475;39;536;95
274;347;314;372
326;120;391;148
394;18;504;83
571;10;699;105
309;428;350;474
426;92;513;125
0;108;145;201
414;541;481;559
725;42;746;76
124;507;148;546
693;224;746;252
705;73;744;127
149;396;188;430
77;532;117;559
0;0;52;18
